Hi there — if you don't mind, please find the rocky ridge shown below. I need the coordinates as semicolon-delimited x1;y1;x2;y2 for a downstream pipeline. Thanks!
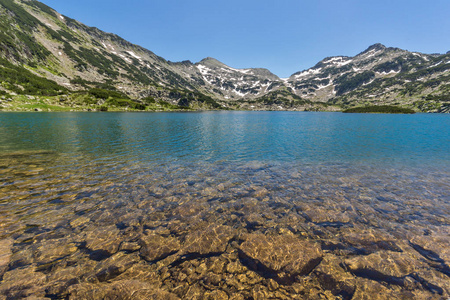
0;0;449;112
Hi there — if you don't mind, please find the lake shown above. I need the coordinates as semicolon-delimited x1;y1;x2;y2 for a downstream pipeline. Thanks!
0;111;449;299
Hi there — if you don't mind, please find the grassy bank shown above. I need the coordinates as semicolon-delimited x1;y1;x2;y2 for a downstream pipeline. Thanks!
0;94;193;112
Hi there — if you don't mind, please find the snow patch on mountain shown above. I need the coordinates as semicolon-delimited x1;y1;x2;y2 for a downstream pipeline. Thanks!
234;90;248;97
119;54;132;63
376;70;400;75
197;65;210;75
429;61;443;68
363;49;382;58
251;81;261;88
412;53;429;61
324;57;344;63
323;57;352;67
127;51;141;60
362;79;375;86
294;68;322;79
336;60;352;67
219;67;233;74
224;65;251;74
316;82;334;90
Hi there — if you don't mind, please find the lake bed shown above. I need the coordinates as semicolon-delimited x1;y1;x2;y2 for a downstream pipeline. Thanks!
0;112;449;299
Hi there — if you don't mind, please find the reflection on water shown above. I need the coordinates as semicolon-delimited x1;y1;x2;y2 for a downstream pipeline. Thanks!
0;112;449;299
1;112;449;165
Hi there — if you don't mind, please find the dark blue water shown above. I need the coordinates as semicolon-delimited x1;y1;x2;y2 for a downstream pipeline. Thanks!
1;111;449;169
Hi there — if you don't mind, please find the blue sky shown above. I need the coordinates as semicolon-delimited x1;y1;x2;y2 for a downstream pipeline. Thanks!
39;0;450;77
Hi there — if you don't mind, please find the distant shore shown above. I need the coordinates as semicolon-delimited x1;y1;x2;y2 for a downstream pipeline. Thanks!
1;94;442;114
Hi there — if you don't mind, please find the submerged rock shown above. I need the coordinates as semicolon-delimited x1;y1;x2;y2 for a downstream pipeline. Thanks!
91;252;140;282
120;241;141;252
34;239;78;265
182;224;236;255
2;151;449;298
410;228;450;267
67;280;180;299
139;234;180;262
313;255;356;300
238;233;322;283
82;225;123;258
344;251;447;298
70;216;90;228
0;238;13;278
344;251;424;278
0;266;47;298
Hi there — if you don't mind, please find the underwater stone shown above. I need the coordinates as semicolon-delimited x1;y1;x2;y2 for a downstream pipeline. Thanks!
0;238;13;278
83;225;123;256
344;251;424;278
67;280;180;299
182;224;236;255
139;234;180;262
239;233;322;281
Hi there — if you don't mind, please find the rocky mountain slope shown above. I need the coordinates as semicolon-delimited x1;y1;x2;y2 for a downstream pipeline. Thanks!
0;0;449;112
0;0;224;110
288;44;450;112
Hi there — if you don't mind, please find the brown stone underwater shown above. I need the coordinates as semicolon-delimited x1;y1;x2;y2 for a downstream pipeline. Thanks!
0;150;449;299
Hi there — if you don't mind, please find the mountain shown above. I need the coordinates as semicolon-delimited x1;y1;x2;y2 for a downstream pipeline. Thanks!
0;0;224;110
0;0;449;112
285;43;450;112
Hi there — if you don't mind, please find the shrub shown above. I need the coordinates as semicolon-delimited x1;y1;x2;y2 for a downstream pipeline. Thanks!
142;96;156;104
88;88;128;99
342;105;415;114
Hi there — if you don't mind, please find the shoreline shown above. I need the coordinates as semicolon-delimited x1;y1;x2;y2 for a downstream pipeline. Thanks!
1;94;446;113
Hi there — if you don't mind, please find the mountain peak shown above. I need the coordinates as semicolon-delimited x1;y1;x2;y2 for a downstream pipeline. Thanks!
198;57;226;68
361;43;387;54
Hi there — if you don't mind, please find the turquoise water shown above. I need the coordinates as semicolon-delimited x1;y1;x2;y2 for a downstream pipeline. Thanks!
1;111;449;167
0;111;449;298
